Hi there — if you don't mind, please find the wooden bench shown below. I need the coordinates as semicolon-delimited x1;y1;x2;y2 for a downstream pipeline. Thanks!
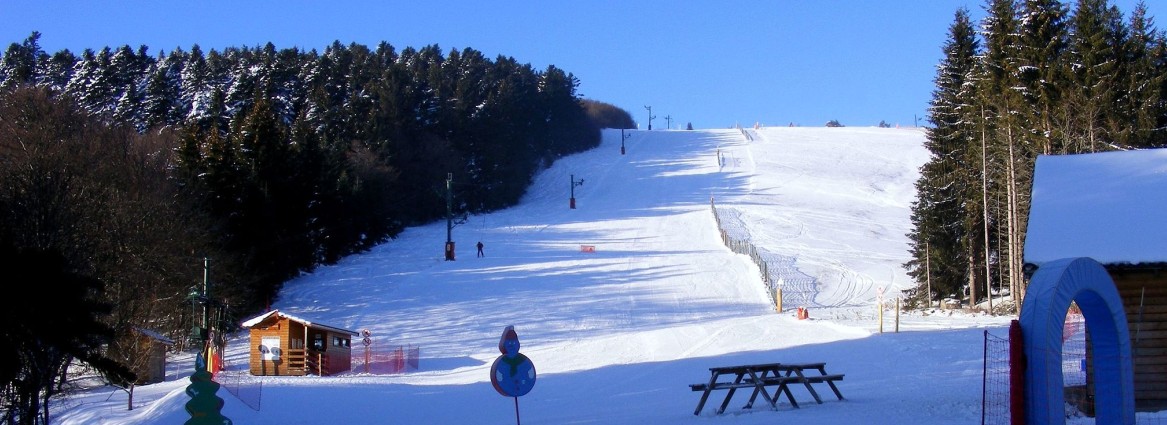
690;362;845;415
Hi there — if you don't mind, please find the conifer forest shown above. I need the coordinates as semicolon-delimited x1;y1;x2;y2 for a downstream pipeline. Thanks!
905;1;1167;311
0;33;633;424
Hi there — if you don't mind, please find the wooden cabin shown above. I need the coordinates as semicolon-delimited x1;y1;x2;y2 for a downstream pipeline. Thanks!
241;310;358;376
1024;148;1167;411
114;327;174;385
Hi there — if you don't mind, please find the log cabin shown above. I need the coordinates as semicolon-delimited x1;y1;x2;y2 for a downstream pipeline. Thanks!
241;310;358;376
1024;148;1167;411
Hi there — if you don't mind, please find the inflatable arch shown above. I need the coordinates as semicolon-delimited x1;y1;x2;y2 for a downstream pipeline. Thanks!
1019;257;1135;425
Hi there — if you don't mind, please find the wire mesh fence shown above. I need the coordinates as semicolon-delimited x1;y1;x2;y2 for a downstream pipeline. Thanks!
710;199;818;311
983;328;1012;425
217;370;262;411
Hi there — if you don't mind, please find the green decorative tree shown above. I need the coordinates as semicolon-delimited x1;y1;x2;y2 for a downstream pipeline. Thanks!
184;354;232;425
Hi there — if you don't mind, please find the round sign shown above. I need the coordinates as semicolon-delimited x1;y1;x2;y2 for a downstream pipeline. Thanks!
489;325;536;397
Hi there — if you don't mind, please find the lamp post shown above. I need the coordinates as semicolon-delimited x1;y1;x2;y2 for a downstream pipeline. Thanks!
570;174;584;209
644;105;655;131
664;115;673;130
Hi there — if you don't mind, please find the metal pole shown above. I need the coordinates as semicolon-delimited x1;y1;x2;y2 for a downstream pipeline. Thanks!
202;258;210;332
446;173;453;244
981;329;988;425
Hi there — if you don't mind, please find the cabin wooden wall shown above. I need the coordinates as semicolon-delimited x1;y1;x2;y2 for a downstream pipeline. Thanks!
248;317;308;376
1115;269;1167;411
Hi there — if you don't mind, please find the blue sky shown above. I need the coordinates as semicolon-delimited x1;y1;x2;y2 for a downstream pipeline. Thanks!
1;1;1163;129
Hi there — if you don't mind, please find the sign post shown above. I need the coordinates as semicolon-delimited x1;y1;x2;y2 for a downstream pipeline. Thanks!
362;329;372;374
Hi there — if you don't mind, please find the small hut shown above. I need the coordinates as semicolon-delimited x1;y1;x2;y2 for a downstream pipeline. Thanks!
119;327;174;384
1024;148;1167;411
241;310;358;376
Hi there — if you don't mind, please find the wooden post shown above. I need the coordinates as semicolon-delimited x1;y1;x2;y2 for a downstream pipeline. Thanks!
878;302;884;334
775;287;783;312
895;298;900;333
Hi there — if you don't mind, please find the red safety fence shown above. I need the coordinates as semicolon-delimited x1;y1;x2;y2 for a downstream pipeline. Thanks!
352;344;420;375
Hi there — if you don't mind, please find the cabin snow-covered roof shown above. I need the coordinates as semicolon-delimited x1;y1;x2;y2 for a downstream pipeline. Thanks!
240;310;359;336
133;327;175;345
1024;148;1167;267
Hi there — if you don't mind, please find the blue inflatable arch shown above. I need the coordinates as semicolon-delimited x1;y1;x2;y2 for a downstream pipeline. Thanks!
1019;257;1135;425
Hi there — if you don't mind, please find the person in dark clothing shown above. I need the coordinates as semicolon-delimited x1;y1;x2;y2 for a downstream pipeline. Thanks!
477;241;484;257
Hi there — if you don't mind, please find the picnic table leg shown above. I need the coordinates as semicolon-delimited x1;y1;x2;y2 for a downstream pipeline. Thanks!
817;366;845;400
693;373;720;415
743;370;774;410
792;369;824;404
776;381;800;409
825;380;844;400
716;373;746;414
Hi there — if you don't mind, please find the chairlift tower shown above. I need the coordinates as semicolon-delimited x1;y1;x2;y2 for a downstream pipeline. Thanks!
570;174;585;209
445;173;455;260
621;128;631;155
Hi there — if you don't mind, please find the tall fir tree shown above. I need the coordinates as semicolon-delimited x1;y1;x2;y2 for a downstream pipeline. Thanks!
1065;0;1125;152
907;7;982;306
1125;2;1167;147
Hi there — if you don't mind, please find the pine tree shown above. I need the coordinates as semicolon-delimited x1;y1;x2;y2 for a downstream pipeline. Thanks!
181;45;213;124
1064;0;1125;152
65;48;117;115
976;0;1035;309
37;49;77;93
112;82;144;130
907;8;981;306
142;51;184;129
1016;0;1069;155
1125;2;1167;147
0;32;45;89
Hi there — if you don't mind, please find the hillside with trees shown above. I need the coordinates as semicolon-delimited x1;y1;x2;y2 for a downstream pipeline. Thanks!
905;1;1167;311
0;35;620;423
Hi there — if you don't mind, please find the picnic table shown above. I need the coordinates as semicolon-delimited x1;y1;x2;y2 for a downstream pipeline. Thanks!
689;362;844;415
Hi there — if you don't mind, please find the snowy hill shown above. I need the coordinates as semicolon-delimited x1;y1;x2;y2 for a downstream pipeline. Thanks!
55;126;1018;425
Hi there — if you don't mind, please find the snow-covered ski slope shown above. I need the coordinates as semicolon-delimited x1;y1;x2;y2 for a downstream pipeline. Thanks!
56;126;1020;425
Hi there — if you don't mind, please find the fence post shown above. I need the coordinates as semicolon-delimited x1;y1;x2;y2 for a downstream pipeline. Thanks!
775;287;783;312
895;298;900;333
1008;320;1025;425
983;330;989;425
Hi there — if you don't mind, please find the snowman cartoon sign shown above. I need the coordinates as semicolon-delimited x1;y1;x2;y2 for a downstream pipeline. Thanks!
490;325;536;397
